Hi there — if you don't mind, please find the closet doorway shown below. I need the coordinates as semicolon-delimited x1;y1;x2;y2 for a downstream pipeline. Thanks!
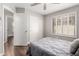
3;6;14;56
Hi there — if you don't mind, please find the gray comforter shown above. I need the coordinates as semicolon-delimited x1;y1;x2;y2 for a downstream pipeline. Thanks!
30;37;72;56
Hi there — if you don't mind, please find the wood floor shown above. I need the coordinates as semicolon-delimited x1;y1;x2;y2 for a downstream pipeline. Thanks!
4;36;29;56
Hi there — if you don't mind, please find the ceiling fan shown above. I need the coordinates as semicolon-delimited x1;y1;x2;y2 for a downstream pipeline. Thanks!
31;3;60;10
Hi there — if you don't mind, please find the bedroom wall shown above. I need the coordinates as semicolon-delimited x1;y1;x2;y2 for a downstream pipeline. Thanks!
29;11;44;42
44;5;79;41
0;4;4;55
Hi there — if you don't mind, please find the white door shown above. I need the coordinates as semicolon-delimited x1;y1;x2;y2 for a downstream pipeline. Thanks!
14;14;27;46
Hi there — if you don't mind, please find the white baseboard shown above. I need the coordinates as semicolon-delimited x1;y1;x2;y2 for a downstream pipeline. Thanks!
14;42;30;46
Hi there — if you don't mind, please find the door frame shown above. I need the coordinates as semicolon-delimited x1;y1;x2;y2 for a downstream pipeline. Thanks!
3;5;14;55
3;5;14;42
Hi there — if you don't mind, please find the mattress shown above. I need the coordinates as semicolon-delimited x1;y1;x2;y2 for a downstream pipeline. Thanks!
30;37;72;56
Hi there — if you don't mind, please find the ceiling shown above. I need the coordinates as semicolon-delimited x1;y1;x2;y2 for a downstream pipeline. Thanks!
28;3;79;15
4;3;79;15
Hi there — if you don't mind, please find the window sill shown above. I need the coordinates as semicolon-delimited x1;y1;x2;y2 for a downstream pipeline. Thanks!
52;34;77;38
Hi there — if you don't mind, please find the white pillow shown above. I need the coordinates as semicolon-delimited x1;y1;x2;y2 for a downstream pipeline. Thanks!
70;39;79;54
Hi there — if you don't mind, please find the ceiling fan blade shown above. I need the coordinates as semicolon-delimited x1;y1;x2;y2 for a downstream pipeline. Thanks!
43;3;46;10
31;3;40;6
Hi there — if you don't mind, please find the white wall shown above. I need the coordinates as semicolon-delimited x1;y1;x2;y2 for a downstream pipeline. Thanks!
0;4;4;55
30;11;44;42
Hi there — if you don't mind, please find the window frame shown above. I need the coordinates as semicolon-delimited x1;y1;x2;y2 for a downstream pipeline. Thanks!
52;12;77;38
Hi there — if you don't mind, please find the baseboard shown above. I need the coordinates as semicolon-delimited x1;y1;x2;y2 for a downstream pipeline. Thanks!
14;42;30;47
14;44;29;47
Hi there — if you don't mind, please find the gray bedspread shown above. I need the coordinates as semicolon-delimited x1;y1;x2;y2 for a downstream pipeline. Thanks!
30;37;72;56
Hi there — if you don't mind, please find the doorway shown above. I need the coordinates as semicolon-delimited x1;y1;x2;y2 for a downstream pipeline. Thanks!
4;6;14;56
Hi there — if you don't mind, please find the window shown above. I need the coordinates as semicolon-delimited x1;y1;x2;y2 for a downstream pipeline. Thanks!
62;16;68;35
53;12;77;37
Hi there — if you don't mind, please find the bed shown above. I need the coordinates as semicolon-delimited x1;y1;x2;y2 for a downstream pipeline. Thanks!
30;37;73;56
